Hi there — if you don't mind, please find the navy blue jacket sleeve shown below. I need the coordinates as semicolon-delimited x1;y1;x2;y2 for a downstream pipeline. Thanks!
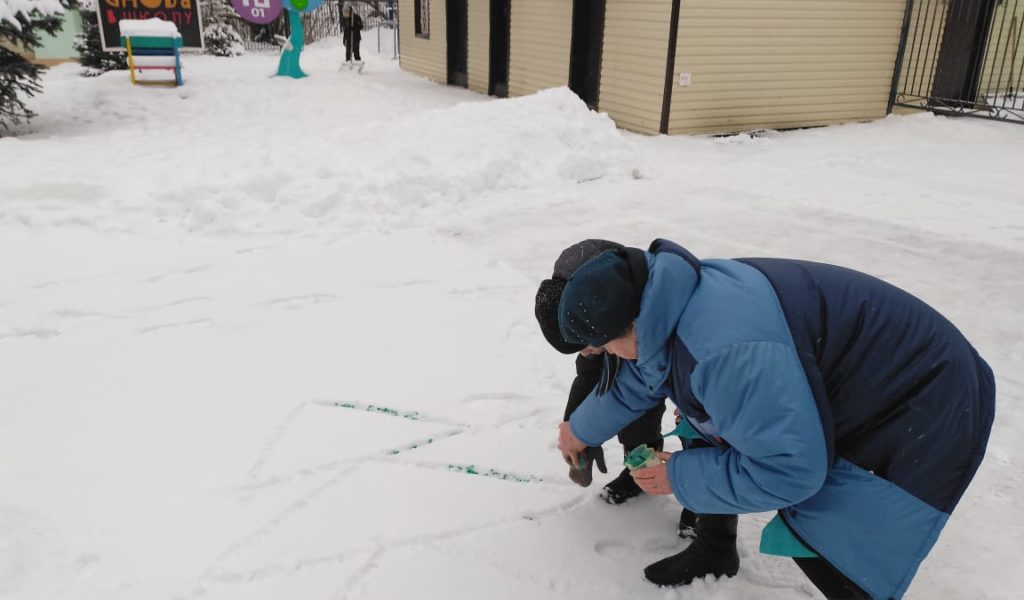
668;341;829;514
568;360;666;447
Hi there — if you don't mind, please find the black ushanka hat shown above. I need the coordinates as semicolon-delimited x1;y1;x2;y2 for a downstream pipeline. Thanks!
534;240;625;354
535;278;582;354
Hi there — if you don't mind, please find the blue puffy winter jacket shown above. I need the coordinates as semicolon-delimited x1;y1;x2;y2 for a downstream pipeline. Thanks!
568;239;995;600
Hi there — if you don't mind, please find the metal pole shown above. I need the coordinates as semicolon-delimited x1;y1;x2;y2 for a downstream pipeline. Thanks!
1012;16;1023;96
918;0;947;101
889;0;917;113
905;0;931;100
992;0;1021;110
978;0;1007;108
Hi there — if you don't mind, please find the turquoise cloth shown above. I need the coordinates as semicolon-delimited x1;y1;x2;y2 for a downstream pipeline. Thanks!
662;418;702;441
759;514;818;558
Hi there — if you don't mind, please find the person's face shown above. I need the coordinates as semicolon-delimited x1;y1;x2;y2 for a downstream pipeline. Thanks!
599;324;637;360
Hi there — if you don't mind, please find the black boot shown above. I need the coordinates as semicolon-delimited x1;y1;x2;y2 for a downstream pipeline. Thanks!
601;467;644;504
644;514;740;587
678;508;697;539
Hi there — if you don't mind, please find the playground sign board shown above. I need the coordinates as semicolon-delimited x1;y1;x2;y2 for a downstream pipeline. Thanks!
231;0;281;25
97;0;205;51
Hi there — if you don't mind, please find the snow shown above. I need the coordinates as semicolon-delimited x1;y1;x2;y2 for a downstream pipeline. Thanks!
1;38;1023;600
129;55;179;68
118;18;181;38
0;0;62;28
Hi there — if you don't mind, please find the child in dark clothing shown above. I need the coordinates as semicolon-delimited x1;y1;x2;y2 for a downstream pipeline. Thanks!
535;240;740;587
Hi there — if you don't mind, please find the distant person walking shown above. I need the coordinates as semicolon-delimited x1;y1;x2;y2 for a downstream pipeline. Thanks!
340;1;363;66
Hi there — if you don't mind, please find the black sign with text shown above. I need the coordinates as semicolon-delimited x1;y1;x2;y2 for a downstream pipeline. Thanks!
97;0;205;50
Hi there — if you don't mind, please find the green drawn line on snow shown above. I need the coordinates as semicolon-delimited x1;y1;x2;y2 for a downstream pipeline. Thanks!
317;400;423;421
384;428;464;456
312;399;469;429
386;437;436;455
447;463;543;484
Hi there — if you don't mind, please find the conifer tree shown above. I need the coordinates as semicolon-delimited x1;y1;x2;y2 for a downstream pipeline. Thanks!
0;0;75;132
73;5;127;75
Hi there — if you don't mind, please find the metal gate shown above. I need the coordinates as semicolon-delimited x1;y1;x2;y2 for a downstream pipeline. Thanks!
237;0;396;52
890;0;1024;122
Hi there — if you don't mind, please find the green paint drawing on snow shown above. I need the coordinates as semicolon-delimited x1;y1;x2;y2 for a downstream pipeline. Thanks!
326;401;422;421
384;436;448;457
447;464;542;484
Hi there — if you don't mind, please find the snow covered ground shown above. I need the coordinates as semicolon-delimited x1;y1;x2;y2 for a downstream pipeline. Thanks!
1;36;1023;600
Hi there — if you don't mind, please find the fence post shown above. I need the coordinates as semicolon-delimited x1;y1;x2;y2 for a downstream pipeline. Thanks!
889;0;917;114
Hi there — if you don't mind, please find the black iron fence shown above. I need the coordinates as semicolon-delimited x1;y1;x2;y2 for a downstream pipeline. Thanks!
237;0;396;53
891;0;1024;122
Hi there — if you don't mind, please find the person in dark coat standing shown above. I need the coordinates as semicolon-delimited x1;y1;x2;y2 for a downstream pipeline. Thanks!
340;1;363;64
553;239;995;599
536;240;741;585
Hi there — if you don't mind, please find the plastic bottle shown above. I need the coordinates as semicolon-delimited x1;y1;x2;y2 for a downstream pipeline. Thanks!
623;444;662;470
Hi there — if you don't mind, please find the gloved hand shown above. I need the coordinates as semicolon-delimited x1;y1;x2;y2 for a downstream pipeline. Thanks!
565;446;607;487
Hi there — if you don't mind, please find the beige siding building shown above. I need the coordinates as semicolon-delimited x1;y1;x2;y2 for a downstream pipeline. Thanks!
669;0;907;134
599;0;673;134
508;0;572;97
398;0;942;134
397;0;447;83
467;0;490;93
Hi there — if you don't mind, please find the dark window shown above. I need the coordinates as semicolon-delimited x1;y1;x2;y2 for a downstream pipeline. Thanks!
415;0;430;37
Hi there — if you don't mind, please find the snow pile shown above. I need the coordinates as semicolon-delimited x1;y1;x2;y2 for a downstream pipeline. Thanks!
0;0;62;27
374;87;636;190
162;83;636;233
118;18;181;37
0;48;638;236
292;87;637;229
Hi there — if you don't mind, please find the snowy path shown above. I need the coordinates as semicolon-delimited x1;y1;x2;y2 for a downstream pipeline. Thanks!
1;38;1023;600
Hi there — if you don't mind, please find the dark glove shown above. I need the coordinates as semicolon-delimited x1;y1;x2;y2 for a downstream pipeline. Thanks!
566;446;607;488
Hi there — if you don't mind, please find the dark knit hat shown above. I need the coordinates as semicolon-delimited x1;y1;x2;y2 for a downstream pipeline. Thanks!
535;240;625;354
552;239;625;280
535;278;583;354
558;248;648;348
